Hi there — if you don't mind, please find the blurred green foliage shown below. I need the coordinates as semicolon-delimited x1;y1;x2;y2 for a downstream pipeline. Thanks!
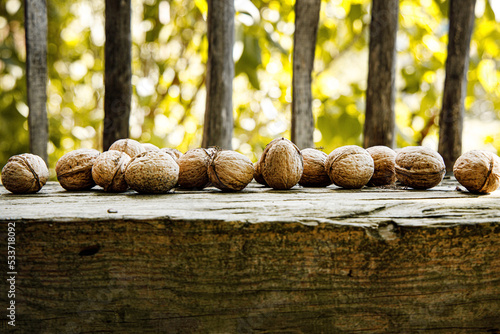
1;0;499;173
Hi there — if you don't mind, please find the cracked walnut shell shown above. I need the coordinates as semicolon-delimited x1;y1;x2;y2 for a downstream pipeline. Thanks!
1;153;49;194
453;150;500;194
56;149;100;191
395;146;445;190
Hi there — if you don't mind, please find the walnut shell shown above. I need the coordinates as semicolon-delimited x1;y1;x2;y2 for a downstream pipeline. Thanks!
56;149;100;191
325;145;374;189
124;151;179;194
1;153;49;194
453;150;500;194
91;150;131;192
177;148;215;189
142;143;160;152
208;150;255;191
366;146;397;186
161;148;183;162
109;139;145;158
261;138;303;190
395;146;445;189
253;161;267;186
299;148;332;187
254;138;282;187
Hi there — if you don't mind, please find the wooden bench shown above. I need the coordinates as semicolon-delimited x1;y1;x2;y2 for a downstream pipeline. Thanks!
2;179;500;332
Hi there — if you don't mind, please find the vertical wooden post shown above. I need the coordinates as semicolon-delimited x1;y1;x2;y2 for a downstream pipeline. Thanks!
363;0;399;149
202;0;234;149
438;0;476;172
25;0;48;164
292;0;321;149
104;0;132;151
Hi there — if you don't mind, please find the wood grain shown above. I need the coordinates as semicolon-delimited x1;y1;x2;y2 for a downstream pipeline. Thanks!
438;0;477;172
292;0;321;149
202;0;234;150
1;179;500;332
364;0;399;149
25;0;49;164
103;0;132;151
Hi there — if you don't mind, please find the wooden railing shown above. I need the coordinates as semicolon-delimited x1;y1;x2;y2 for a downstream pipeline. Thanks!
24;0;476;172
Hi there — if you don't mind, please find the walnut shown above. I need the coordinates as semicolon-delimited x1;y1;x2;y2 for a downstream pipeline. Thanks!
109;139;145;158
1;153;49;194
56;149;100;191
177;148;215;189
325;145;374;189
395;146;445;189
299;148;331;187
366;146;397;186
124;151;179;194
208;150;255;191
142;143;160;152
253;161;267;186
161;148;183;162
91;150;131;192
261;138;303;190
453;150;500;194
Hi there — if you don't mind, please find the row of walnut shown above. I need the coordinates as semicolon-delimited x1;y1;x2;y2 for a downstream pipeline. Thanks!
1;137;500;195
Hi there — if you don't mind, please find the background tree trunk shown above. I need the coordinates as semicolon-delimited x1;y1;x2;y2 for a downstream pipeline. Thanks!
292;0;321;149
202;0;234;149
363;0;399;149
438;0;476;173
25;0;48;164
104;0;132;151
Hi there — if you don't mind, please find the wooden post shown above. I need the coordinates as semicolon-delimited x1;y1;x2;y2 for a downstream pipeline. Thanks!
202;0;234;149
438;0;476;173
291;0;321;149
363;0;399;149
104;0;132;151
25;0;48;164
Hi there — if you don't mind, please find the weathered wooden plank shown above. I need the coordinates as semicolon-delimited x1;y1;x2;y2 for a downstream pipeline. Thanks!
3;179;499;225
292;0;321;149
103;0;132;151
1;180;500;332
364;0;399;148
438;0;476;172
25;0;49;164
0;212;499;331
202;0;234;149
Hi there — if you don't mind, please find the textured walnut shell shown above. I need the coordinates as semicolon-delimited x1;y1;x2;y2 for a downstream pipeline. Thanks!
299;148;332;187
453;150;500;194
325;145;374;189
1;153;49;194
177;148;215;189
91;150;131;192
253;161;267;186
161;148;183;162
208;150;255;191
395;146;445;190
56;149;100;191
142;143;160;152
261;138;303;190
109;139;145;158
124;151;179;194
366;146;397;186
